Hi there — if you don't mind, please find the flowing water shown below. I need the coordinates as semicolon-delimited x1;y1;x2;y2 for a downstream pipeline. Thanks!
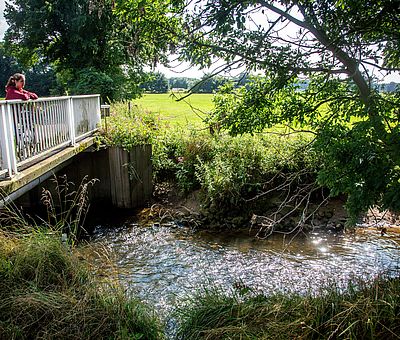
90;221;400;320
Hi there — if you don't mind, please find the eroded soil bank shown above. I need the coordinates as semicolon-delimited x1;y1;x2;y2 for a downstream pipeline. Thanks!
141;181;400;237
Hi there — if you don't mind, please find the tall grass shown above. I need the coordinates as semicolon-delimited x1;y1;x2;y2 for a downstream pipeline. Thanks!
0;231;163;339
40;175;98;245
176;278;400;339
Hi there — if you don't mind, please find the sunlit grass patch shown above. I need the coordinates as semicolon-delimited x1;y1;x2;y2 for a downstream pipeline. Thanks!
132;93;214;126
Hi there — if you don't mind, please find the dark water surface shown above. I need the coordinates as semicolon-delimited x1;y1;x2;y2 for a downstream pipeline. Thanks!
91;222;400;318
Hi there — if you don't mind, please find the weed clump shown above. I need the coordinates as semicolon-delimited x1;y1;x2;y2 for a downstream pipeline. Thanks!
0;232;163;339
176;279;400;339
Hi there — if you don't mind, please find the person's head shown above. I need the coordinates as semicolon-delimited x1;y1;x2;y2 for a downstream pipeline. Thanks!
6;73;26;91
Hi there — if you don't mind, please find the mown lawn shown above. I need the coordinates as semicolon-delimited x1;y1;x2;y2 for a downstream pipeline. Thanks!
132;93;214;126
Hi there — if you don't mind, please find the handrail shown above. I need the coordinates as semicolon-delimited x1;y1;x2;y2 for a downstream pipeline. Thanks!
0;95;101;179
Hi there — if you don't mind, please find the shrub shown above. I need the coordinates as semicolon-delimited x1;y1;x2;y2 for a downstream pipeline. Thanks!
151;128;319;210
102;102;159;149
106;102;322;219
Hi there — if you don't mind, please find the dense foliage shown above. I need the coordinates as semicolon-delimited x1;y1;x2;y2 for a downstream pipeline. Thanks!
152;127;318;206
102;102;159;149
140;72;169;93
4;0;122;99
167;0;400;222
103;104;320;227
3;0;177;100
0;43;58;96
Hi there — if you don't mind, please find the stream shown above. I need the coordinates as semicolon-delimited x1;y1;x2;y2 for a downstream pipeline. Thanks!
90;220;400;322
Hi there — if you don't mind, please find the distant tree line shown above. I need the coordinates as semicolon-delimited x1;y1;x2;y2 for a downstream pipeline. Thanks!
139;72;251;93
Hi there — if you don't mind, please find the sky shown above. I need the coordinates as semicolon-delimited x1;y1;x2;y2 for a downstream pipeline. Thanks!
1;1;399;82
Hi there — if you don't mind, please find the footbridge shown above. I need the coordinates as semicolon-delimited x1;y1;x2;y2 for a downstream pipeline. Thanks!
0;95;102;206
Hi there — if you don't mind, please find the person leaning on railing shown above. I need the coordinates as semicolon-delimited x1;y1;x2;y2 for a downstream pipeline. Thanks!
5;73;38;100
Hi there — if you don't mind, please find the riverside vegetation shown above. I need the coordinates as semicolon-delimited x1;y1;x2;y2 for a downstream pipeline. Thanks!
0;179;163;339
1;100;399;339
104;100;337;233
176;277;400;339
0;231;162;339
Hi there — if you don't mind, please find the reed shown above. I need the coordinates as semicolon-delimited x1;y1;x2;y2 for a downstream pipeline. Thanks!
40;175;98;245
0;192;34;234
176;278;400;339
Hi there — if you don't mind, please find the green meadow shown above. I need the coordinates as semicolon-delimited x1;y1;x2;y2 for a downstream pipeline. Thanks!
132;93;214;126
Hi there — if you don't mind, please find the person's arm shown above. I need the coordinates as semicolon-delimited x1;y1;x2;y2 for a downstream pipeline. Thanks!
22;89;38;100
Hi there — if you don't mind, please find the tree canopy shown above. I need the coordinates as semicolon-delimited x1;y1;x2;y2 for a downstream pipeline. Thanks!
4;0;115;99
174;0;400;221
0;42;58;96
5;0;173;100
140;72;169;93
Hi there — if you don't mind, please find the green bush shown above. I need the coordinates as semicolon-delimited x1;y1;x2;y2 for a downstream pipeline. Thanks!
106;103;321;217
102;102;159;149
151;128;319;209
195;133;318;207
152;128;215;192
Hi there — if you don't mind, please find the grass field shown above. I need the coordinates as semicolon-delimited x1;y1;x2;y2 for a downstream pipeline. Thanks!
132;93;214;126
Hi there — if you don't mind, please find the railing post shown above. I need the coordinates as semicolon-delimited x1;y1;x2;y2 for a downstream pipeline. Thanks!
0;103;18;176
100;104;110;132
67;97;76;146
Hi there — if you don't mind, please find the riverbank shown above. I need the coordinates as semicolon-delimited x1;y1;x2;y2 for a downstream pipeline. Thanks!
141;181;400;237
0;230;163;339
176;275;400;339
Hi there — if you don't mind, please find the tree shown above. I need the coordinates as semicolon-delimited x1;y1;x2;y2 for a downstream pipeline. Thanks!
169;77;189;90
0;42;20;93
4;0;118;69
174;0;400;222
140;72;169;93
3;0;133;100
113;0;182;68
4;0;185;100
191;74;228;93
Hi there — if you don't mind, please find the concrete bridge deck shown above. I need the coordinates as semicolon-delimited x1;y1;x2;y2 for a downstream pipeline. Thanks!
0;136;97;207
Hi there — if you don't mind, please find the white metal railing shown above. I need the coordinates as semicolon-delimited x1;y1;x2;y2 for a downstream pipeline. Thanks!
0;95;101;179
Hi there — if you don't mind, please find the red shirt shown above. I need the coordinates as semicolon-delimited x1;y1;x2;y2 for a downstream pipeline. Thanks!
5;86;38;100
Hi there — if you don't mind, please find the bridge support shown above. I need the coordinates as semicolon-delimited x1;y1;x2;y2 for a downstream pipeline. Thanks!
108;145;152;209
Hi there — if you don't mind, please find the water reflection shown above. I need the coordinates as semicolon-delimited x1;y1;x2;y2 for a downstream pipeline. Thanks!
91;223;400;317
